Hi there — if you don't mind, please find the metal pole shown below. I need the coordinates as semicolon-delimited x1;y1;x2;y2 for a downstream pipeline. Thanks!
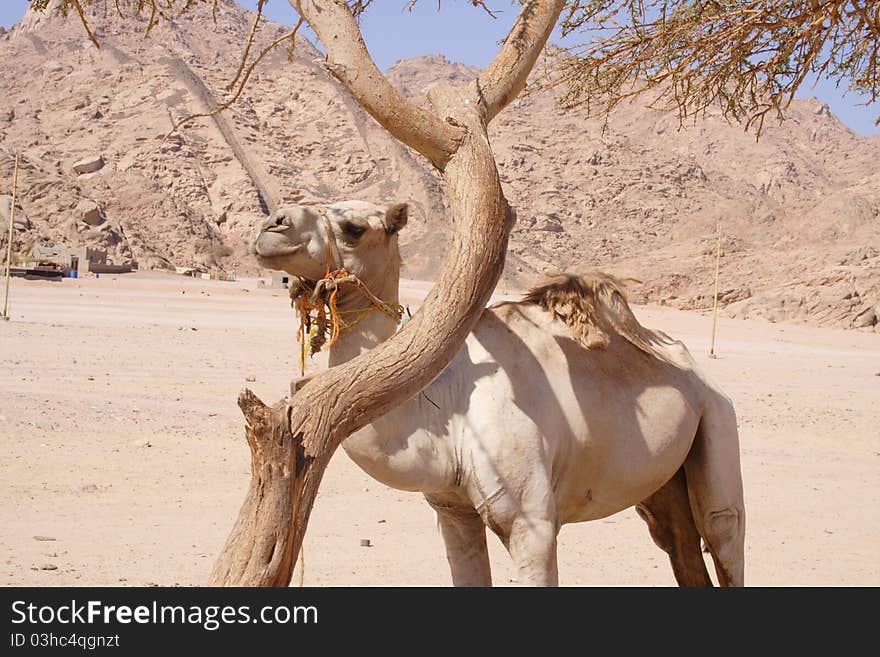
2;151;20;320
709;220;721;358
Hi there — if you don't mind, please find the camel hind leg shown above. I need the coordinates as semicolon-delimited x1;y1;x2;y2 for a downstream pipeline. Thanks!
636;467;713;586
683;389;746;586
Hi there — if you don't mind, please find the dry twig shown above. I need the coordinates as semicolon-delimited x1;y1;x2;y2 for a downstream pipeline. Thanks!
164;17;305;140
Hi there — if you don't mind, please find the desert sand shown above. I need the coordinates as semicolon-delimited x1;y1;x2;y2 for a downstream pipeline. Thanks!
1;271;877;586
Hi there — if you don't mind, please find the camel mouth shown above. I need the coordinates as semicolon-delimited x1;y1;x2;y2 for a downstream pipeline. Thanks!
259;244;303;257
250;236;303;259
252;252;301;272
251;242;305;274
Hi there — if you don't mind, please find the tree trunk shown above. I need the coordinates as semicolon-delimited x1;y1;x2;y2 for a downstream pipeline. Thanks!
210;0;565;586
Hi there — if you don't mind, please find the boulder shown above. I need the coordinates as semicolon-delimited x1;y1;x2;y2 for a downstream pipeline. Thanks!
0;195;31;230
534;214;564;233
63;217;80;238
44;60;64;74
72;155;105;175
76;199;104;225
840;246;880;265
852;306;877;329
718;287;752;304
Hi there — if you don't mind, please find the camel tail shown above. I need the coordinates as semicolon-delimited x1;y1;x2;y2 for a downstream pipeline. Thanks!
523;271;680;365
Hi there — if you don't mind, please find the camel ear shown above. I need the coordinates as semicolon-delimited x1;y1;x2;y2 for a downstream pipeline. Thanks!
383;203;408;234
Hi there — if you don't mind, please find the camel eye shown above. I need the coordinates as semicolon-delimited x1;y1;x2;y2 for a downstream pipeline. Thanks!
341;222;366;239
274;216;285;226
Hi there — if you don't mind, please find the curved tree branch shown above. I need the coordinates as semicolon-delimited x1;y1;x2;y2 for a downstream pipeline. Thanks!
288;0;465;169
478;0;566;122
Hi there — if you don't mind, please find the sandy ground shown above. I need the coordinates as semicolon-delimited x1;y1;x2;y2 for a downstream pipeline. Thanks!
1;271;877;587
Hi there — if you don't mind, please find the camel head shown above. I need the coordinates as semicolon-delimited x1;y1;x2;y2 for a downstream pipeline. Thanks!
250;200;409;287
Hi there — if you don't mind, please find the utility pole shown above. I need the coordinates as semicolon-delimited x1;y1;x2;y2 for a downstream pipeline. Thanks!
709;220;721;358
2;151;20;321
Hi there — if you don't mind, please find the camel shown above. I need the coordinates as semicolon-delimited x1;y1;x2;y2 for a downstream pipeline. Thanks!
249;200;745;586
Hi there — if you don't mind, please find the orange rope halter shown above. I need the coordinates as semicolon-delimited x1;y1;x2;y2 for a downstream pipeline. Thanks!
291;206;404;375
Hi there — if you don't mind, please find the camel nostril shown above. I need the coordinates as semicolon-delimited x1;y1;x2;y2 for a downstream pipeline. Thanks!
275;217;284;226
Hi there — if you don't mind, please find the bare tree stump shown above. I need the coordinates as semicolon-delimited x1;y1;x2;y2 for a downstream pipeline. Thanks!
209;391;307;586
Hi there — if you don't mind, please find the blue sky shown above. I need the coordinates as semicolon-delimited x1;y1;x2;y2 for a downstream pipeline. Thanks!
2;0;877;136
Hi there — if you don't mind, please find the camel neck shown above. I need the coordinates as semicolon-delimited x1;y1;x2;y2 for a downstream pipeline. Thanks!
327;268;400;366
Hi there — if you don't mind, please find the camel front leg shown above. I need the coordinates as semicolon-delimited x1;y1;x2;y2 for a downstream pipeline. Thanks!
504;517;559;586
426;497;492;587
477;469;559;585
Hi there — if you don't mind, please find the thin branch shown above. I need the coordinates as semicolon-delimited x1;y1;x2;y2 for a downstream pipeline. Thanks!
403;0;500;18
471;0;499;20
478;0;567;121
227;0;268;92
70;0;101;49
144;0;160;38
163;17;305;141
349;0;374;17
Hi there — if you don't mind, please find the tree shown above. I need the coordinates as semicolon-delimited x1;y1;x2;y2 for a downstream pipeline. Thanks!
547;0;879;133
41;0;876;586
35;0;566;586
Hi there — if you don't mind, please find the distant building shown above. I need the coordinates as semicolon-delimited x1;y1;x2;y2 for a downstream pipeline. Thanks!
31;244;105;273
174;265;236;281
29;244;136;274
271;270;291;289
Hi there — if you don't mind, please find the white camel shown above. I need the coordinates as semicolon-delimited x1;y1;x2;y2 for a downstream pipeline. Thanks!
250;200;745;586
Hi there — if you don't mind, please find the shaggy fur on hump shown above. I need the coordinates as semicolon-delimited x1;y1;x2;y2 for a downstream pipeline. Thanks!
523;271;676;364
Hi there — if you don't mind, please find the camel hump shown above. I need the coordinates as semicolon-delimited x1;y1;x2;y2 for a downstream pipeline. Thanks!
523;271;680;365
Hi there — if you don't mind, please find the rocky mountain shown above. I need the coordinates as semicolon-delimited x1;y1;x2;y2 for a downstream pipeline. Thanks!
0;0;877;330
0;0;447;272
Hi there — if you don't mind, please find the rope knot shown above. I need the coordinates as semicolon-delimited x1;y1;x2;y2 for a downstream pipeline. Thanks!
291;269;404;375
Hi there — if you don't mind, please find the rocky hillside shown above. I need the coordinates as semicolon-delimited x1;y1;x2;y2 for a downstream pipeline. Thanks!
0;0;447;272
387;55;880;330
0;0;877;331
